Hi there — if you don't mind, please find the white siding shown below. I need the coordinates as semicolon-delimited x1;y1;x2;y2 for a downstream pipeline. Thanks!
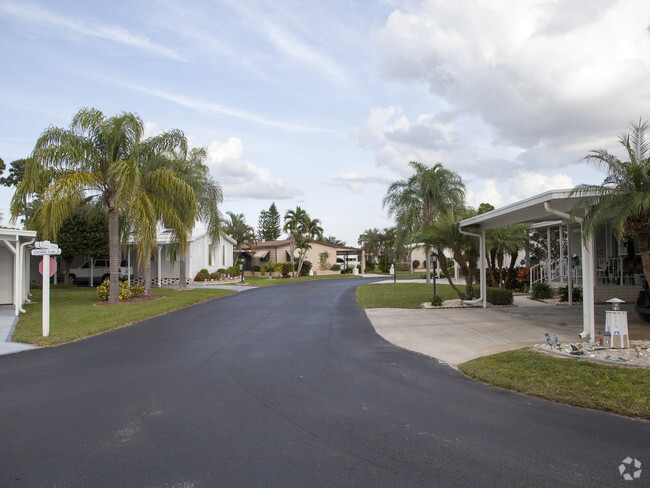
0;247;13;304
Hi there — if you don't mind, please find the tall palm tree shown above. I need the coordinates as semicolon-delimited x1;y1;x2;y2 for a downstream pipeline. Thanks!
383;162;466;282
12;107;143;303
304;217;324;241
169;144;223;289
358;228;382;263
284;206;309;276
415;207;479;299
225;211;256;264
573;118;650;282
120;131;197;295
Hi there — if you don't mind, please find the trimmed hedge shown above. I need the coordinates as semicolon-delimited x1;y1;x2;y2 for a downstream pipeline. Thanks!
531;282;554;300
486;287;514;305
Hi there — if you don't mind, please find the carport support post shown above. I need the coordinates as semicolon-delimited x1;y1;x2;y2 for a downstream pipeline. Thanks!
580;227;595;342
566;223;573;306
481;230;487;308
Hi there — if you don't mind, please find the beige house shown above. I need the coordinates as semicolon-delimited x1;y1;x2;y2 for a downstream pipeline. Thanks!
243;239;365;275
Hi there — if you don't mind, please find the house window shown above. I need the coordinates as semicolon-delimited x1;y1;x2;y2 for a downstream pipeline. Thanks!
222;245;225;266
208;244;213;266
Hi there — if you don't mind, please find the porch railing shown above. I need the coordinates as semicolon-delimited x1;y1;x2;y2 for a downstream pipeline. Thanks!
596;257;644;286
530;258;567;287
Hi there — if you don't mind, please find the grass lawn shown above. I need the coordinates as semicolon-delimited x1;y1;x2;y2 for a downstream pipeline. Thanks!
460;350;650;420
13;287;236;347
356;282;460;309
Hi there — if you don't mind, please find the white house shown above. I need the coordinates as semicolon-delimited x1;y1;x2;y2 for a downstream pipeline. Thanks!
1;228;37;316
126;229;237;286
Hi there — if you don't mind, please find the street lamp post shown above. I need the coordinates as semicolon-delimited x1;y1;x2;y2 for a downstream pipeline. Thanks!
240;263;244;284
431;252;438;299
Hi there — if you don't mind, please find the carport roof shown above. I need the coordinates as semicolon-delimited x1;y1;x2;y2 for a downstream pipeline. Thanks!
459;189;599;230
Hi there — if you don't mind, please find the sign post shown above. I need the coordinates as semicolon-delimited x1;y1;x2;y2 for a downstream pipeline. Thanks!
31;241;61;337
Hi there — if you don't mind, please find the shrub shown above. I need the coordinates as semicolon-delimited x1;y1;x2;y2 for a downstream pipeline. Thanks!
531;282;554;300
397;263;409;272
300;260;312;276
227;266;240;277
96;280;133;301
209;272;220;280
217;268;226;275
130;283;145;297
331;264;341;271
253;266;261;273
412;260;421;269
486;287;513;305
364;260;375;272
194;271;207;281
558;286;582;302
281;262;293;278
431;295;443;307
199;268;209;277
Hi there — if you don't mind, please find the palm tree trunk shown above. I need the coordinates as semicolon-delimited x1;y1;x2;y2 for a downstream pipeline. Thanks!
108;207;120;303
437;247;466;299
143;252;152;296
178;254;187;290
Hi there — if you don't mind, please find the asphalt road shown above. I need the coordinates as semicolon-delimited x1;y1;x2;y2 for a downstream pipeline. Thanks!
0;278;648;487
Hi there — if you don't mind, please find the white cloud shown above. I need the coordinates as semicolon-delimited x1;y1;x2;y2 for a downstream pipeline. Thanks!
0;1;183;61
328;172;393;194
206;137;300;200
376;0;650;146
511;172;574;200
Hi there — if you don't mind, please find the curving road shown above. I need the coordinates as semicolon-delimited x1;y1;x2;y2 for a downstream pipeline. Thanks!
0;278;648;487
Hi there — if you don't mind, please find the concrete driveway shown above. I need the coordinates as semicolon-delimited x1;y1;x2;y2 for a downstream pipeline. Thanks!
366;298;650;365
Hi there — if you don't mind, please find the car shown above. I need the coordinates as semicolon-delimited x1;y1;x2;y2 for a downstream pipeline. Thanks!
68;259;133;285
635;279;650;322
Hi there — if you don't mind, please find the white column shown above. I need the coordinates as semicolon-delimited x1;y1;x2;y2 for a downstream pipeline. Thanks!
546;227;552;282
567;223;573;306
558;224;565;282
157;245;163;287
481;230;487;309
580;227;595;341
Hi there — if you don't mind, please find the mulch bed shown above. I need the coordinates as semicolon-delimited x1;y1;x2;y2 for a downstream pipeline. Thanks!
95;295;164;306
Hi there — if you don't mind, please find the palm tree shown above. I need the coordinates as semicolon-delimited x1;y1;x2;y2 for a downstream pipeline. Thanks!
415;207;479;299
358;228;382;263
284;206;309;276
225;211;256;264
169;144;223;290
12;107;143;303
294;232;312;276
120;131;197;296
573;118;650;282
383;162;466;282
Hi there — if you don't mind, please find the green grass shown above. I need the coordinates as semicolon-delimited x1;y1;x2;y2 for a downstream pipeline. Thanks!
13;287;236;347
356;283;460;309
459;350;650;419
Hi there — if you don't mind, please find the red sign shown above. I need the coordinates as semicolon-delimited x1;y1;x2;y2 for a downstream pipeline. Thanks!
38;257;57;277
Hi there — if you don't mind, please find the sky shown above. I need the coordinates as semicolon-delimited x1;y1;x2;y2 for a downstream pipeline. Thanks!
1;0;650;247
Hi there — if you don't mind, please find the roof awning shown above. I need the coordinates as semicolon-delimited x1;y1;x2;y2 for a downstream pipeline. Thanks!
459;189;598;230
253;250;270;259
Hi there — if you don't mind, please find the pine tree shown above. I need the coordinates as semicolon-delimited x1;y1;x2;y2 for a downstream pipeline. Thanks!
258;202;282;241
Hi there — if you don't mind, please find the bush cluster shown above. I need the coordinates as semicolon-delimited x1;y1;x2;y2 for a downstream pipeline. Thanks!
412;260;421;269
331;264;341;271
531;282;554;300
486;287;514;305
194;268;210;281
300;260;312;276
281;262;293;278
558;285;582;302
364;260;375;272
431;295;443;307
97;280;137;301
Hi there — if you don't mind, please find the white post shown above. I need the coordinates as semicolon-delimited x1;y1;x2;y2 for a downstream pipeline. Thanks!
42;257;50;337
157;245;162;287
90;257;94;288
546;227;552;282
558;224;564;282
567;223;573;306
127;245;132;283
481;230;487;309
580;227;595;342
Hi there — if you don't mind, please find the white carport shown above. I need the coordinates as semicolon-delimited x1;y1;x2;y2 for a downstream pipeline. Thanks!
459;189;598;342
0;229;37;316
